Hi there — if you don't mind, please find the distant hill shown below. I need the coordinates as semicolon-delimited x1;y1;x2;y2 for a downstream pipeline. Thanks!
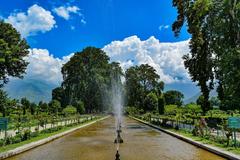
184;89;218;104
4;78;58;103
184;92;201;104
165;83;199;102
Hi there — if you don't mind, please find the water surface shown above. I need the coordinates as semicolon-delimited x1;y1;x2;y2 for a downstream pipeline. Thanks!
6;117;225;160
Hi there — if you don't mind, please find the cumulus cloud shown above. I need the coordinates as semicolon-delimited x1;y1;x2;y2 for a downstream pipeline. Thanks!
24;49;73;85
53;5;86;24
5;4;56;37
9;36;190;88
159;25;170;31
103;36;190;84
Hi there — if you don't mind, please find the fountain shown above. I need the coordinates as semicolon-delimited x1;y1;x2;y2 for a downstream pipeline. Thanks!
114;121;123;143
115;150;120;160
110;74;124;160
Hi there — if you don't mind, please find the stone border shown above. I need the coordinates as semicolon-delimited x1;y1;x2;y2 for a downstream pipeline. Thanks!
0;116;110;160
130;116;240;160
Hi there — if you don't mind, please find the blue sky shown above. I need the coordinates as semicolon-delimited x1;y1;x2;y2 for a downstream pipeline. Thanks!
0;0;190;57
0;0;200;101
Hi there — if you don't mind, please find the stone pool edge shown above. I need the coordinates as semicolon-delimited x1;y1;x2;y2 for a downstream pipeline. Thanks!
130;116;240;160
0;115;110;160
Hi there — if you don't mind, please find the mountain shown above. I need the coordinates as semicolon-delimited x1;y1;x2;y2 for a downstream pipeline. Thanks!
184;92;201;104
165;82;200;101
4;78;58;103
183;89;218;104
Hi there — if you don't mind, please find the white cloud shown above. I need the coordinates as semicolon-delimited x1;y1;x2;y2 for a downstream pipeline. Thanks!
159;25;170;31
81;19;86;24
7;36;190;90
70;25;75;30
5;4;56;37
53;5;80;20
53;5;86;25
103;36;190;84
24;49;73;85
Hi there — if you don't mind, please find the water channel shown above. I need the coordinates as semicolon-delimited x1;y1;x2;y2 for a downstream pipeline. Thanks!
6;117;225;160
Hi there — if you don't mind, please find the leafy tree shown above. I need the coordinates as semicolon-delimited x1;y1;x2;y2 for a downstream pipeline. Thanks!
172;0;214;114
185;103;202;116
173;0;240;112
197;95;213;111
164;105;179;116
48;100;61;115
0;21;29;87
209;97;220;108
52;87;64;106
155;81;164;96
39;101;48;113
21;97;30;115
164;90;184;106
144;92;158;112
30;102;37;115
158;95;165;114
0;89;8;117
207;0;240;110
63;105;77;116
57;47;119;113
74;100;85;114
125;64;160;109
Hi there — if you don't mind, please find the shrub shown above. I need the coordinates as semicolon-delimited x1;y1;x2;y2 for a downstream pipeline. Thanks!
63;105;77;116
21;129;31;141
164;105;178;115
144;92;158;112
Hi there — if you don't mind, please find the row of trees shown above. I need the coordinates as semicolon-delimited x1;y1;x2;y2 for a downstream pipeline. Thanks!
0;90;82;118
49;46;185;114
172;0;240;113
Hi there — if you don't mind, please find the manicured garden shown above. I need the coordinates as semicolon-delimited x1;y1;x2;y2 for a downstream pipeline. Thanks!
127;105;240;155
0;115;102;153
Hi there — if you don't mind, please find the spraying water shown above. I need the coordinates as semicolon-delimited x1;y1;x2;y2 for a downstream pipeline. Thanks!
111;78;123;127
110;73;124;160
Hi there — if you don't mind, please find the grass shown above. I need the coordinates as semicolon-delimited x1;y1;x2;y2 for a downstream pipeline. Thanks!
133;116;240;155
0;116;103;153
169;128;240;155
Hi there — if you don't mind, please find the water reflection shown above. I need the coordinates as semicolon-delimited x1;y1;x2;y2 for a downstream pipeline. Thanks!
6;117;225;160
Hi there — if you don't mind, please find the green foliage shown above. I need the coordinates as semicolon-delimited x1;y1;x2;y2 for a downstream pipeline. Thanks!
38;101;49;113
52;87;64;105
164;90;184;106
74;100;85;114
144;92;158;112
125;64;161;111
125;106;141;115
54;47;123;113
172;0;240;112
164;105;178;116
185;103;202;115
207;0;240;110
0;89;8;117
0;21;29;87
48;100;61;115
21;98;30;115
209;97;220;108
62;105;77;116
29;102;37;115
173;0;215;114
158;95;165;114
